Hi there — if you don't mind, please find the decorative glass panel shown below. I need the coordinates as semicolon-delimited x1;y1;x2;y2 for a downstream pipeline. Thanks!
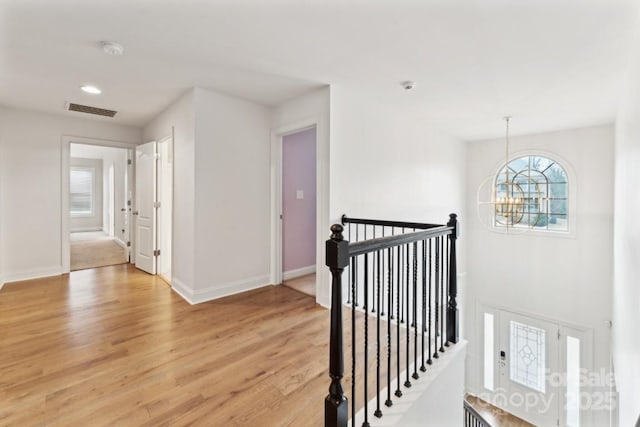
510;320;546;393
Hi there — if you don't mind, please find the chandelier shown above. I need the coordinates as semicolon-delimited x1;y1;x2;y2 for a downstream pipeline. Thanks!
493;116;526;227
476;116;544;233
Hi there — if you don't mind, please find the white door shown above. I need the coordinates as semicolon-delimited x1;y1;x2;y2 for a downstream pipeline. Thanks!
134;141;157;274
498;311;560;426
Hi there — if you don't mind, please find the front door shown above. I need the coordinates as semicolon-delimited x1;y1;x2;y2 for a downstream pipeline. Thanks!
498;311;560;426
134;141;157;274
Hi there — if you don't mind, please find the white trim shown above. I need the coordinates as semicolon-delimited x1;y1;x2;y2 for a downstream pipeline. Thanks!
171;277;196;304
70;227;104;233
3;266;63;283
270;118;319;292
114;237;128;249
171;275;271;305
62;136;137;274
283;265;316;281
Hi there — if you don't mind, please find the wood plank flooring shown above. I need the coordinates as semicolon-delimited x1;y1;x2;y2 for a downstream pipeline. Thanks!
0;265;329;426
283;274;316;297
0;265;419;427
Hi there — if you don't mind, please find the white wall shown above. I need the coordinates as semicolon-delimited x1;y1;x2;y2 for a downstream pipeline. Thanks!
69;157;103;232
143;89;195;294
272;87;331;306
0;107;141;282
329;85;466;312
465;125;614;423
192;87;272;301
613;41;640;425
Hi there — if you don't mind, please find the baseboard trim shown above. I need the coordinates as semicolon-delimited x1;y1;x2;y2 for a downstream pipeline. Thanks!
283;265;316;281
171;277;196;305
4;266;64;284
70;227;104;233
171;274;271;305
114;237;128;249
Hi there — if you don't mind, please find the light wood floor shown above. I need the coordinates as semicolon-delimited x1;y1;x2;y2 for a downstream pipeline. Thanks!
283;273;316;297
0;265;429;427
466;395;535;427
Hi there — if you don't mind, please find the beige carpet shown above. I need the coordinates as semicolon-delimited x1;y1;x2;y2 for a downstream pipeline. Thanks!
70;231;128;271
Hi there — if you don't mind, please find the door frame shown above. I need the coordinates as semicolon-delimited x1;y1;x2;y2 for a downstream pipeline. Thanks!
156;132;174;285
270;119;319;290
61;136;137;274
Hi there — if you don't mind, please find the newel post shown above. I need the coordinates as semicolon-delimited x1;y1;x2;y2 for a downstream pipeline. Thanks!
446;213;459;344
325;224;349;427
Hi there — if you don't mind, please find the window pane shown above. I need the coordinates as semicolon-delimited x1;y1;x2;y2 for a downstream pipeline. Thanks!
484;313;495;391
70;168;93;215
510;320;546;393
546;163;568;183
566;336;581;427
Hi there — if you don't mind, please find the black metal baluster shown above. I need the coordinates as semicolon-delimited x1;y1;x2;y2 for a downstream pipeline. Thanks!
428;238;433;366
433;236;440;360
363;253;370;427
400;229;405;323
412;241;419;380
351;256;357;424
394;245;402;398
355;226;359;307
347;224;351;304
389;228;395;320
371;227;376;314
374;250;382;418
439;236;445;353
404;243;411;388
420;239;427;372
445;237;451;348
380;227;385;317
385;247;393;407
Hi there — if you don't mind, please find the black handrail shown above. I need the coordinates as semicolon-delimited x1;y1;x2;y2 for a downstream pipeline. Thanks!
325;213;459;427
342;214;442;230
348;226;453;257
464;400;492;427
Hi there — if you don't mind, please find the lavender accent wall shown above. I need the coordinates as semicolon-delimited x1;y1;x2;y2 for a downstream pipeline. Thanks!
282;127;317;272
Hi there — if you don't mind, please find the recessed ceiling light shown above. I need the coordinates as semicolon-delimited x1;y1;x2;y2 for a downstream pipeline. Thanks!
101;41;125;56
80;85;102;95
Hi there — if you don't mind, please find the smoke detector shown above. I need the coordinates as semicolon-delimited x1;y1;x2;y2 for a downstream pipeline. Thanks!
101;41;124;56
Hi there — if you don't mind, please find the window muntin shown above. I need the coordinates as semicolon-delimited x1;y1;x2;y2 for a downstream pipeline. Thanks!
495;155;568;232
70;167;95;216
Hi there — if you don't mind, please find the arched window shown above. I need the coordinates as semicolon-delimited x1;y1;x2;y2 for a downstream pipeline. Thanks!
495;155;569;231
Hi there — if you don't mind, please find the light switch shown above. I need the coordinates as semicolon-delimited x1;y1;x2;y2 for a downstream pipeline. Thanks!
296;190;304;200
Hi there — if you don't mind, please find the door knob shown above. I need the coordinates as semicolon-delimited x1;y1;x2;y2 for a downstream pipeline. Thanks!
132;211;139;216
121;208;126;212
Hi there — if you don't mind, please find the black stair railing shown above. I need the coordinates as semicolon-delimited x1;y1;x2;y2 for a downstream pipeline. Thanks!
325;214;459;427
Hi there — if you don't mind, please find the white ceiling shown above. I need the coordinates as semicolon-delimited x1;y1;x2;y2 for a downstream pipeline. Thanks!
1;0;638;140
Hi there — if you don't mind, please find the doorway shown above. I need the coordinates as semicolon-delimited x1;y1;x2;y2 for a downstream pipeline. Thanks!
479;306;593;427
68;143;131;271
279;127;317;297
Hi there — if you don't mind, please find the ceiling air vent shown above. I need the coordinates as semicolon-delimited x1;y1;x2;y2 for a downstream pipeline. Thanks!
68;103;117;118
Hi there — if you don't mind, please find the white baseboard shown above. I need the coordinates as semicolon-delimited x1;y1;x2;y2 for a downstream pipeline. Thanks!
283;265;316;281
70;227;103;233
114;237;128;249
171;274;271;305
4;266;64;284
